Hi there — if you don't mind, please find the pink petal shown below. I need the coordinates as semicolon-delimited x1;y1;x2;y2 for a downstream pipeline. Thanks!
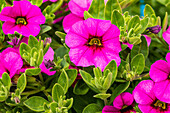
143;35;151;46
1;48;23;78
113;94;124;109
149;60;169;82
13;1;22;17
102;105;120;113
102;25;120;41
26;5;45;20
43;47;54;61
69;45;93;67
84;18;98;36
0;7;15;22
2;21;19;35
166;53;170;66
65;32;88;48
27;15;46;24
121;92;134;107
154;80;170;103
68;0;92;17
63;13;84;33
25;24;41;36
102;47;121;67
69;19;89;39
14;1;32;17
122;42;133;49
138;105;156;113
0;54;6;78
40;62;56;76
133;80;156;105
96;20;111;37
163;26;170;46
103;38;121;53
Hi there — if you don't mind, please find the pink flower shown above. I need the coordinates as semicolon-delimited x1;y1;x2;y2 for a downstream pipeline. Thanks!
163;26;170;50
149;53;170;103
14;37;56;76
63;0;108;33
0;1;46;37
133;80;170;113
65;18;121;71
102;92;135;113
0;47;23;78
123;35;151;49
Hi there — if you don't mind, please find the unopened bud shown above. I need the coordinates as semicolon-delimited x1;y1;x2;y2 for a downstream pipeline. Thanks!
146;25;161;34
44;59;55;69
7;36;20;46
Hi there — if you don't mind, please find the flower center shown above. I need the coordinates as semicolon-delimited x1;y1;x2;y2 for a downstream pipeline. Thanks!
16;17;27;25
154;100;167;110
89;38;102;46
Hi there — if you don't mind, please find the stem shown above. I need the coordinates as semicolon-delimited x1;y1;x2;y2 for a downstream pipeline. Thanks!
25;86;37;90
39;73;44;85
155;35;169;49
21;90;41;96
104;99;108;105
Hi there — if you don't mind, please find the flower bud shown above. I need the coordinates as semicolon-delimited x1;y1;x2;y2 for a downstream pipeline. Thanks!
146;25;161;34
44;59;55;69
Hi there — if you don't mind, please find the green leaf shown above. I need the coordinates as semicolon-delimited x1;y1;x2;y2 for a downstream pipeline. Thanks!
2;73;11;90
63;98;73;109
139;17;149;34
39;25;52;35
80;70;99;93
52;83;64;103
28;36;39;49
131;36;149;59
93;67;102;79
131;53;145;75
144;4;155;17
88;0;105;19
31;0;43;7
43;43;50;55
58;70;69;94
37;49;44;66
65;69;77;87
55;31;66;40
93;93;111;100
84;11;94;20
20;43;31;61
73;80;89;95
103;72;112;91
24;96;49;112
82;104;101;113
25;68;41;76
110;81;130;103
162;12;168;32
105;0;121;20
128;15;140;31
17;73;26;94
103;60;117;84
51;0;63;13
111;10;124;28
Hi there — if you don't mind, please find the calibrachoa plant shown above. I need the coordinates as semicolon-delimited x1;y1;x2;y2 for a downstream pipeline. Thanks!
0;0;170;113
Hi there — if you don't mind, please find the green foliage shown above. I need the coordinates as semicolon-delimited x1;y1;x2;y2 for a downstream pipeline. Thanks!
25;68;41;76
84;11;94;20
17;73;27;94
110;81;130;104
105;0;122;20
24;96;49;112
131;36;149;59
88;0;105;19
111;10;125;28
82;104;102;113
52;83;64;102
73;80;90;95
31;0;43;7
131;54;145;75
